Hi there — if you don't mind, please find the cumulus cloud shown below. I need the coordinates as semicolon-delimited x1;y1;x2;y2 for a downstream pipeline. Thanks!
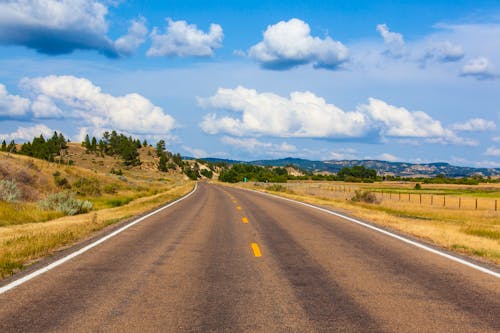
199;86;367;138
485;146;500;157
376;23;405;57
114;17;148;56
423;41;464;62
20;75;176;135
221;136;296;154
360;97;447;138
0;0;120;56
182;146;208;158
0;124;54;142
461;57;496;79
0;1;147;57
199;86;472;146
451;118;496;131
0;83;31;116
248;18;348;70
328;148;357;160
147;18;223;57
378;153;399;162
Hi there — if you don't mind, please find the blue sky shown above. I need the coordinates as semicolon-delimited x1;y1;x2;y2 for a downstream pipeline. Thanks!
0;0;499;167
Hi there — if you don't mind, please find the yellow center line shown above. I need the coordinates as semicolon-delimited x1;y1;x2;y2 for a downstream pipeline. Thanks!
242;217;249;224
236;206;242;210
251;243;262;257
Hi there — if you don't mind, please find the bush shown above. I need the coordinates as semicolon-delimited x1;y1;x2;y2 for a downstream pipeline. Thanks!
39;191;93;216
266;184;287;192
0;179;20;202
103;184;119;194
414;183;422;190
351;190;379;204
73;177;101;196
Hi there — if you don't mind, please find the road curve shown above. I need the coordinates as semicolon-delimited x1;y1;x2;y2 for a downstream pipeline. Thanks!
0;182;498;332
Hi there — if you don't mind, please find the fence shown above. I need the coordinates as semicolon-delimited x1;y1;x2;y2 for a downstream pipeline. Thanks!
260;182;499;212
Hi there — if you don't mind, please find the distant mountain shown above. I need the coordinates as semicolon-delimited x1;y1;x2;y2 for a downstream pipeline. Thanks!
200;157;500;178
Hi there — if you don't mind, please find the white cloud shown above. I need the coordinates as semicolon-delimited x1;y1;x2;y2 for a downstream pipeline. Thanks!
328;148;357;160
0;83;30;116
221;136;296;154
248;18;348;70
147;18;223;57
378;153;399;162
423;41;464;62
360;97;447;138
31;94;63;118
0;124;54;142
451;118;496;131
199;86;367;138
21;75;176;135
376;23;405;57
183;146;208;158
114;17;148;56
492;136;500;142
461;57;496;79
200;86;473;146
485;146;500;157
0;0;119;56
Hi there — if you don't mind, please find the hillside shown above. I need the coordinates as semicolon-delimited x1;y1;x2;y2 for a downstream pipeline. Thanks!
202;157;500;178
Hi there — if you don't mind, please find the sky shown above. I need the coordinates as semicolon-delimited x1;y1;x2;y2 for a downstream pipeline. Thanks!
0;0;499;167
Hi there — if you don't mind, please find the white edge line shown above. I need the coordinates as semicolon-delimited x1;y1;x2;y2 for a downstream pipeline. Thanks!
245;188;500;279
0;183;198;295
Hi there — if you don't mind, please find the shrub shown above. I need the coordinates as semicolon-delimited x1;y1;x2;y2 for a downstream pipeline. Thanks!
414;183;422;190
73;177;101;196
0;179;20;202
103;183;119;194
15;170;33;185
39;191;93;216
351;190;379;204
266;184;287;192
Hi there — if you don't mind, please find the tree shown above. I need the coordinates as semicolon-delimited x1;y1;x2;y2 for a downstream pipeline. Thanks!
83;134;91;151
158;154;168;172
156;140;166;157
1;140;6;152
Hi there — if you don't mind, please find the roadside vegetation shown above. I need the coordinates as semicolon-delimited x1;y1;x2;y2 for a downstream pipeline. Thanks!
230;180;500;265
0;131;199;279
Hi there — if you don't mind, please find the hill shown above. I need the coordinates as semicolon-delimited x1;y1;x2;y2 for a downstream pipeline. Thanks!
201;157;500;178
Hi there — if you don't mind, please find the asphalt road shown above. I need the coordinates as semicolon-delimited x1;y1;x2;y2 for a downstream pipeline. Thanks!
0;182;499;332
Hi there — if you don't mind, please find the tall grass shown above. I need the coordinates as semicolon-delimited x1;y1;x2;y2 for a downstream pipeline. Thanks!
0;182;194;279
0;202;64;226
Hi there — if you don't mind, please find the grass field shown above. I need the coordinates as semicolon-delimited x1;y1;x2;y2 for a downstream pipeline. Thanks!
232;181;500;265
0;181;194;279
0;147;194;279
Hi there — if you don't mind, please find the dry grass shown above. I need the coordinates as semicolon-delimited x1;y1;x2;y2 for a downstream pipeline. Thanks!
0;146;194;279
229;181;500;265
0;181;194;279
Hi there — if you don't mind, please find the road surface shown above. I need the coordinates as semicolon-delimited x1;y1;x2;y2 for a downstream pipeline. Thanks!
0;182;499;332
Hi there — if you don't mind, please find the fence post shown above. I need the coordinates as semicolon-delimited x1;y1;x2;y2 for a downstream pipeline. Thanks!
496;199;498;212
443;195;446;207
475;198;478;210
408;193;411;202
419;194;422;205
459;197;461;209
431;195;433;206
399;192;401;201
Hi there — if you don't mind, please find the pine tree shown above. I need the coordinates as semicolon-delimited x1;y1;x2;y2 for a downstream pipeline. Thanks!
91;137;97;152
1;140;6;152
156;140;166;157
84;134;91;152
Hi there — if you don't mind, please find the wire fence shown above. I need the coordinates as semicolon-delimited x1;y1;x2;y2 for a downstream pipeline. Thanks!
258;182;499;212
